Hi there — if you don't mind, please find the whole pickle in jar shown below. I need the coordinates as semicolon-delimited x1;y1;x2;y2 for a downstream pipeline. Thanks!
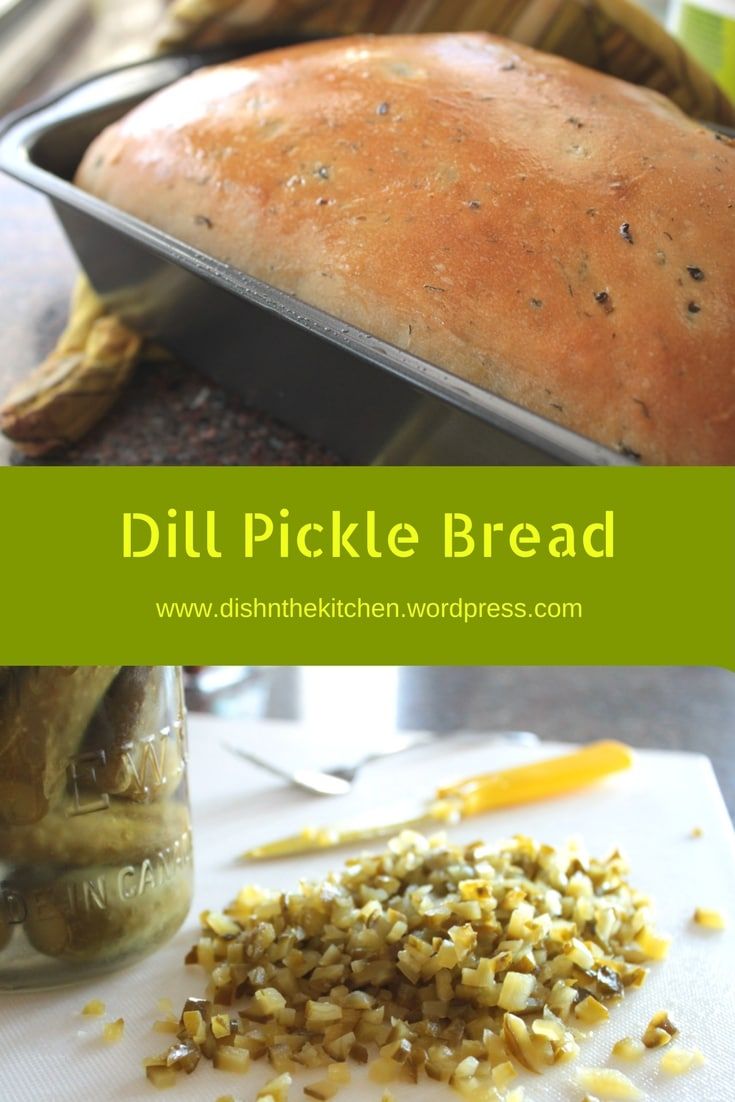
18;846;193;963
0;872;21;953
0;667;119;826
0;797;191;867
0;914;11;952
78;668;185;803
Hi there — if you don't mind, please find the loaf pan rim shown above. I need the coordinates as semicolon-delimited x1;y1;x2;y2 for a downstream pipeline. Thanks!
0;46;649;467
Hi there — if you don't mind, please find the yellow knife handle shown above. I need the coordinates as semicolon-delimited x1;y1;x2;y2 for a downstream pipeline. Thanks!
435;740;633;816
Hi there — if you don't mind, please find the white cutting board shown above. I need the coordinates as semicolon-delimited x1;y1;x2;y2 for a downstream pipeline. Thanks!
1;717;734;1102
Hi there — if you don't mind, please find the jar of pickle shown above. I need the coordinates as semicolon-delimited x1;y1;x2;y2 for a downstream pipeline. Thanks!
0;666;193;990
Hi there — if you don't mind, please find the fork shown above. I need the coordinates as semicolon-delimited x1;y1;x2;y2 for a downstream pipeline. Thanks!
222;729;539;795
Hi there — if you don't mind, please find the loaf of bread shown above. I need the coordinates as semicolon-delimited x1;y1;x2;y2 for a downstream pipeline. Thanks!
76;34;735;464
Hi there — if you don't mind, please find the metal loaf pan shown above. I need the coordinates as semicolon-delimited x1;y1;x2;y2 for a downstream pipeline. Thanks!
0;41;635;465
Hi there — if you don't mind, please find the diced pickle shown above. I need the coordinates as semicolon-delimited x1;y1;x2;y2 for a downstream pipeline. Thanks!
213;1045;250;1073
145;1064;177;1089
304;1081;338;1100
103;1017;125;1043
693;907;726;930
612;1037;645;1061
577;1067;641;1099
659;1045;705;1075
165;1038;201;1073
642;1010;678;1049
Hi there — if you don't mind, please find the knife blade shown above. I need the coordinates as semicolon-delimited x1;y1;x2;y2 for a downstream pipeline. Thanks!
241;740;633;860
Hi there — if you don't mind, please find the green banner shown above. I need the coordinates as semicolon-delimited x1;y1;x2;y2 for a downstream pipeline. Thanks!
0;467;732;666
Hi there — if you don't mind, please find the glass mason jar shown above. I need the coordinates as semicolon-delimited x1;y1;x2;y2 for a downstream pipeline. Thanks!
0;666;193;990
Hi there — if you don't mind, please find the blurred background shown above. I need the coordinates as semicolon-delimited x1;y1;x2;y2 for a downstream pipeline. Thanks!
0;0;160;111
0;1;155;110
0;0;717;115
183;666;735;818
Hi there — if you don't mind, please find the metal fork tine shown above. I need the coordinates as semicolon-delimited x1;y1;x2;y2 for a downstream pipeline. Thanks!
222;730;539;795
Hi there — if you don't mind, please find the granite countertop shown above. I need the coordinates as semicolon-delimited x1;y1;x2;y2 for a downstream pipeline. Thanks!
190;665;735;820
0;174;338;466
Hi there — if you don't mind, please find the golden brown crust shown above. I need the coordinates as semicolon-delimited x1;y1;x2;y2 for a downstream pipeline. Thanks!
76;34;735;464
156;0;735;127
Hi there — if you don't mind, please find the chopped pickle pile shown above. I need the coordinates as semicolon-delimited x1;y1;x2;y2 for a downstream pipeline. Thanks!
150;831;669;1097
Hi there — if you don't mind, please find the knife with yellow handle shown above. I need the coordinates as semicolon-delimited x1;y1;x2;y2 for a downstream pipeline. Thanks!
241;740;633;860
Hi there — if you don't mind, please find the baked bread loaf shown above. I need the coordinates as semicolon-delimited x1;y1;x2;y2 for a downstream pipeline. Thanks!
76;34;735;464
